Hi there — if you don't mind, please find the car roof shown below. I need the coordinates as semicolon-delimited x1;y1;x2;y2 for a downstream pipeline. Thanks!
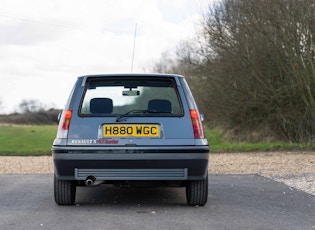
78;73;184;79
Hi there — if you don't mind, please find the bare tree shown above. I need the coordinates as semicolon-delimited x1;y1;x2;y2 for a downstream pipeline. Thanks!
152;0;315;142
19;99;46;113
198;0;315;141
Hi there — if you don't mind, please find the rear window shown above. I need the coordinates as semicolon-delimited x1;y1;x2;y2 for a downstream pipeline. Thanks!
80;77;183;117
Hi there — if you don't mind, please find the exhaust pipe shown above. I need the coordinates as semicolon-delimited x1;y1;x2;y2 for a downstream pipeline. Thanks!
85;176;96;186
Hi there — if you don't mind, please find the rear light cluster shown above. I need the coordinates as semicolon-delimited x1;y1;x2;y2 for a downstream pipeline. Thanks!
57;110;72;139
190;110;204;139
62;110;73;130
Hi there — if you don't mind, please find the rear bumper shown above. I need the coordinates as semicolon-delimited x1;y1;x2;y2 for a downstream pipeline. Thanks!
52;146;209;181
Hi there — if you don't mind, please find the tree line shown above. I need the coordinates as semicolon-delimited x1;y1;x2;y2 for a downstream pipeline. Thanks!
151;0;315;143
0;99;60;125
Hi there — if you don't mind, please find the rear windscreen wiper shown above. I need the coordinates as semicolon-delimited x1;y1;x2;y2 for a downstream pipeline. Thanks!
116;110;156;122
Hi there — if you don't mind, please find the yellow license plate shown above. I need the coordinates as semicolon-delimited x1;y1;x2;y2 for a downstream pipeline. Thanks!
103;124;160;137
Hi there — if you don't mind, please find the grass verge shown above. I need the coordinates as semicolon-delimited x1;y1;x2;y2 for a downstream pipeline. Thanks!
205;127;315;152
0;125;57;156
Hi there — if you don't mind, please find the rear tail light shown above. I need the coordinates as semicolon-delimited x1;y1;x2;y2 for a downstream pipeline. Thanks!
57;110;72;138
190;110;204;139
61;110;73;130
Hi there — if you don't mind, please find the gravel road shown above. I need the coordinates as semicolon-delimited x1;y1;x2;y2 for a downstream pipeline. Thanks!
0;151;314;195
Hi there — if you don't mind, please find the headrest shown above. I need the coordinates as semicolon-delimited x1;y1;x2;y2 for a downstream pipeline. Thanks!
90;98;113;114
148;99;172;113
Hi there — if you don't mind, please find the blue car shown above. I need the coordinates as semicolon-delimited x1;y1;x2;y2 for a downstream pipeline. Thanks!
52;74;209;206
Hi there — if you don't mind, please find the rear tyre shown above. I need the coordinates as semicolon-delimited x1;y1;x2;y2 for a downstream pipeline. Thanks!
54;174;76;205
186;173;208;206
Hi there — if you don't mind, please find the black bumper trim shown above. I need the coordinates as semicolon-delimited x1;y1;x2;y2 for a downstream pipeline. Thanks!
52;147;209;154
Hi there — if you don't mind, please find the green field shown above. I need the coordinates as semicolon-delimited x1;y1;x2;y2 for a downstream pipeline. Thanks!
0;125;314;156
0;125;57;156
206;128;315;152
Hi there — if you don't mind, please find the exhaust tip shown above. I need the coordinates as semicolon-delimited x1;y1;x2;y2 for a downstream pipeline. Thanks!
85;175;96;186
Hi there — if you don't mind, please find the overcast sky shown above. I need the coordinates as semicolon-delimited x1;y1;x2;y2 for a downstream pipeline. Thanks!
0;0;210;114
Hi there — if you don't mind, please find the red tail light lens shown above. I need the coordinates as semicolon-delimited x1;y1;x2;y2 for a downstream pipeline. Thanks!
61;110;72;130
190;110;204;139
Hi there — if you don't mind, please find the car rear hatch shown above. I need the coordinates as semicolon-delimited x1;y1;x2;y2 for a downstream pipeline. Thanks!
56;74;207;148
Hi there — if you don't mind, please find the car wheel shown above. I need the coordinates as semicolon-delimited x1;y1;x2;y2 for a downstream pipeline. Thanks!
54;174;76;205
186;173;208;206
